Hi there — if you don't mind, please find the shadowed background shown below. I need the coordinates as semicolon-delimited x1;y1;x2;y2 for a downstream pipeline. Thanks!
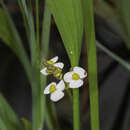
0;0;130;130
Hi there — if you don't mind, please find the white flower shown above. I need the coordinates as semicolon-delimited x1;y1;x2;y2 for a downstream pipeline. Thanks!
64;66;87;88
40;56;64;76
44;80;65;102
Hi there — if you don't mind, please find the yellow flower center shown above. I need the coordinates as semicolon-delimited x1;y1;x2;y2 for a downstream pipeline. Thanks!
72;73;80;80
47;60;54;65
49;85;56;93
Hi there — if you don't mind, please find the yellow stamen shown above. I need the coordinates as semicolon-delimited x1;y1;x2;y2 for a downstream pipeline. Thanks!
49;85;56;93
47;60;54;65
72;73;80;80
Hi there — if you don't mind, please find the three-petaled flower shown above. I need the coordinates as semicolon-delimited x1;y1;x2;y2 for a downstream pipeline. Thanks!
64;66;87;88
40;56;64;76
44;80;65;102
41;56;87;102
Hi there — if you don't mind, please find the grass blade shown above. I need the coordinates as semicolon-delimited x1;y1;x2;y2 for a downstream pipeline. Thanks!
41;3;51;61
18;0;30;40
35;0;40;48
0;5;32;83
0;117;8;130
115;0;130;49
46;0;83;130
22;118;32;130
18;1;41;130
46;0;83;64
0;94;24;130
82;0;100;130
96;41;130;71
40;3;51;129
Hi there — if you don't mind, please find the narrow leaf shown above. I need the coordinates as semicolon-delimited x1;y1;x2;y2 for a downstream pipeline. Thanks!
96;41;130;71
22;118;32;130
0;117;8;130
0;94;24;130
82;0;100;130
46;1;83;130
46;0;83;64
115;0;130;49
40;3;51;129
19;1;41;130
0;6;32;83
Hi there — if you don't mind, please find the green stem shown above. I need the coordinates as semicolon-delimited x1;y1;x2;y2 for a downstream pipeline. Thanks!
27;3;41;130
73;89;80;130
41;3;51;61
46;100;60;130
71;61;80;130
51;103;61;130
36;0;40;47
45;108;53;130
96;40;130;71
40;3;52;130
66;88;73;102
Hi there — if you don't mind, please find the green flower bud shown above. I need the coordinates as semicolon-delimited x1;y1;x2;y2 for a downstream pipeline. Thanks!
53;68;63;79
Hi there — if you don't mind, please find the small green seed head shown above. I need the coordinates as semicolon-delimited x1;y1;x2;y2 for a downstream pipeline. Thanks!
53;68;63;79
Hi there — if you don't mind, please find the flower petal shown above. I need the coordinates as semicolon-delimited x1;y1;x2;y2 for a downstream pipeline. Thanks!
50;56;58;63
74;66;87;79
64;72;73;83
50;90;64;102
40;68;48;76
44;82;56;94
54;62;64;69
69;79;83;88
56;80;65;91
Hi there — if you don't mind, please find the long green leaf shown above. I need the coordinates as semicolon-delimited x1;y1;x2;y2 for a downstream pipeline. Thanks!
0;5;32;83
22;118;32;130
46;0;83;64
18;0;41;130
115;0;130;49
26;4;41;130
40;3;51;129
82;0;100;130
0;117;8;130
0;94;24;130
41;4;51;61
35;0;40;48
46;0;83;130
96;41;130;71
18;0;30;40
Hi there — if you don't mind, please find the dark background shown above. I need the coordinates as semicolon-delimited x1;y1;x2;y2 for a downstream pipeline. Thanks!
0;0;130;130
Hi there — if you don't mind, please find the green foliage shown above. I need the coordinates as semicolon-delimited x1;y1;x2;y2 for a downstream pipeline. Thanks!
0;94;24;130
82;0;100;130
40;3;51;129
46;0;83;65
0;117;8;130
0;8;13;47
2;0;130;130
96;41;130;71
115;0;130;49
41;4;51;62
22;118;32;130
46;0;84;130
0;6;32;83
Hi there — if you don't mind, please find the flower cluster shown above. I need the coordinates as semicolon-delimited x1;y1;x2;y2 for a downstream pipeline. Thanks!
41;56;87;102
